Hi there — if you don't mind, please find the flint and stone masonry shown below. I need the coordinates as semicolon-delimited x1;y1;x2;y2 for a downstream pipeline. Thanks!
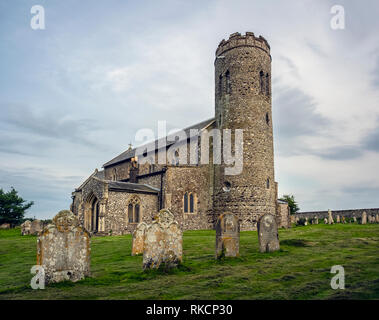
37;210;91;284
70;32;289;235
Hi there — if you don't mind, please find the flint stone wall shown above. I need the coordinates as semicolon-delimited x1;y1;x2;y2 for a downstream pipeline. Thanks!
296;208;379;220
37;210;90;284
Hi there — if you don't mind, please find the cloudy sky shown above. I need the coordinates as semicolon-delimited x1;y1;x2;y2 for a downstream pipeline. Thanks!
1;0;379;219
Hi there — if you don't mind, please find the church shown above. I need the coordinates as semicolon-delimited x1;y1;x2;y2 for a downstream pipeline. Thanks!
70;32;290;236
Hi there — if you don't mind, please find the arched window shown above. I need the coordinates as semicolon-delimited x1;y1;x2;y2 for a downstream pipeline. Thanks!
183;192;196;213
135;204;140;223
266;73;270;96
128;204;134;223
218;74;223;95
112;168;117;181
260;71;264;94
189;193;194;213
127;196;141;223
266;112;270;125
266;178;270;189
184;192;188;213
226;70;231;94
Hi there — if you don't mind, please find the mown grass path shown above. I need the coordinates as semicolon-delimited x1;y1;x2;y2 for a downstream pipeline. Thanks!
0;224;378;299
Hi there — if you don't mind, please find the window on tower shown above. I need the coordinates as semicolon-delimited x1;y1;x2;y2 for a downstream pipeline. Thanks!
259;71;264;94
266;178;270;189
219;74;223;95
266;73;270;96
226;70;231;94
266;112;270;125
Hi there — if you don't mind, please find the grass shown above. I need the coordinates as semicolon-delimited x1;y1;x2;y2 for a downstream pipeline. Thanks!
0;224;378;300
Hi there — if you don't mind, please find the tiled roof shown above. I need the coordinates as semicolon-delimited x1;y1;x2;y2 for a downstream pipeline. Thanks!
103;118;215;168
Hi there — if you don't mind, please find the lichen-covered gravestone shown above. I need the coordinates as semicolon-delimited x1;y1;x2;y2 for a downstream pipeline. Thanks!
353;216;357;223
336;215;340;223
143;209;182;270
313;216;319;225
31;219;43;235
341;216;346;224
215;213;239;258
328;210;334;224
132;222;147;256
21;220;31;235
257;213;280;253
37;210;90;284
361;211;367;224
324;218;328;224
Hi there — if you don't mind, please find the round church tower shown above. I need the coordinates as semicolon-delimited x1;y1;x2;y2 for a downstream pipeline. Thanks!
213;32;276;230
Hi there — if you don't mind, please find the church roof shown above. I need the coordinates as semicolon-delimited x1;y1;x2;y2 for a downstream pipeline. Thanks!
108;181;160;194
103;118;215;168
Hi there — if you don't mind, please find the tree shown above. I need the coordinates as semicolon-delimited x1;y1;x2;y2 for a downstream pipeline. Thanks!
279;194;299;215
0;187;34;226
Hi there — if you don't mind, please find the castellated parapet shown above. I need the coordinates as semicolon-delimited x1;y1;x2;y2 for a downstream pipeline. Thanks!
213;32;276;231
216;32;271;59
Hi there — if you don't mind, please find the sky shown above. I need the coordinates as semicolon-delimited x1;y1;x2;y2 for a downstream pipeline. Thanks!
1;0;379;219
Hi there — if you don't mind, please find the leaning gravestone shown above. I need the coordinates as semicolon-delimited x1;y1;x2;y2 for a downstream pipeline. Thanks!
21;220;32;235
257;213;280;253
215;213;239;258
336;215;340;223
361;211;367;224
328;210;334;224
37;210;90;284
31;219;43;235
143;209;182;269
132;222;147;256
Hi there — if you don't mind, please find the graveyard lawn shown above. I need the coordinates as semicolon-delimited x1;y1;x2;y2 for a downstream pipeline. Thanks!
0;224;378;300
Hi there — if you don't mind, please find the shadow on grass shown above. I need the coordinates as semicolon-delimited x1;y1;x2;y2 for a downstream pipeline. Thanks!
280;239;311;247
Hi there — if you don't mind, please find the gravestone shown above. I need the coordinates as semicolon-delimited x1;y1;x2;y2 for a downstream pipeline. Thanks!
257;213;280;253
313;216;319;225
21;220;32;235
353;216;357;223
336;215;340;223
132;222;147;256
304;217;308;226
215;213;239;258
361;211;367;224
341;216;346;224
143;209;182;269
31;219;43;235
324;218;328;224
0;223;11;229
376;214;379;223
328;210;334;224
37;210;91;284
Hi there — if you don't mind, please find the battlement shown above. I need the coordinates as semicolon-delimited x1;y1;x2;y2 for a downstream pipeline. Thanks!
216;32;271;57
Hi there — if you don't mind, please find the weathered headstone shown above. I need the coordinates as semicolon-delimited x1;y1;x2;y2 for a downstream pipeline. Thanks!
361;211;367;224
304;217;308;226
328;209;334;224
21;220;32;235
313;216;319;225
353;216;357;223
324;218;328;224
31;219;43;235
132;222;147;256
143;209;182;269
37;210;90;284
376;214;379;223
341;216;346;224
257;213;280;253
0;223;11;229
336;215;340;223
215;213;239;258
